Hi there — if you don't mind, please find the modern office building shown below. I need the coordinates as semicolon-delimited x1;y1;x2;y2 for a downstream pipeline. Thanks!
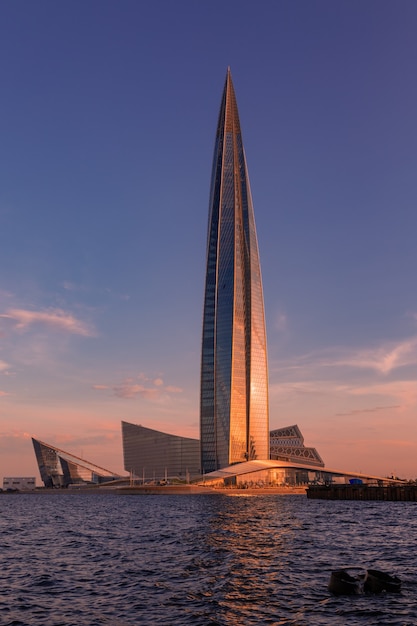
200;68;269;473
120;420;325;484
121;421;200;481
270;425;324;467
32;438;121;488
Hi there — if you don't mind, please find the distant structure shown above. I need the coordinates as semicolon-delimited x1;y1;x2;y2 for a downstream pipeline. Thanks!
120;420;325;484
3;477;36;491
121;421;200;482
270;425;324;467
200;68;269;473
32;438;121;488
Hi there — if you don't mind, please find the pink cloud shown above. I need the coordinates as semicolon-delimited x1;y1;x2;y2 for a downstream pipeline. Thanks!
350;380;417;408
0;308;94;336
335;405;401;417
0;430;32;443
0;390;9;397
113;384;159;399
273;336;417;378
317;338;417;375
93;373;182;400
55;432;119;447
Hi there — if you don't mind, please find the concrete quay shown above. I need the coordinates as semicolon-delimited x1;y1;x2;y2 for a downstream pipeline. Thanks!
307;484;417;501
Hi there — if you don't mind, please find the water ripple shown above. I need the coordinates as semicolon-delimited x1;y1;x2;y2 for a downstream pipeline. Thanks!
0;494;416;625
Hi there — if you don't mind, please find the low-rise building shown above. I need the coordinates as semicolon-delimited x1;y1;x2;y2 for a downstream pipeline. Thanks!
3;477;36;490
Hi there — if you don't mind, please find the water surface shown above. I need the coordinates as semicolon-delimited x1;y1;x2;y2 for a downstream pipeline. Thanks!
0;493;415;625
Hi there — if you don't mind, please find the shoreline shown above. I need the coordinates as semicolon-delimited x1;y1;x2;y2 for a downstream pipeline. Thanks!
116;485;307;495
2;485;308;496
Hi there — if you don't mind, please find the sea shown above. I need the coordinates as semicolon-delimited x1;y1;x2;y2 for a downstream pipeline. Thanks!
1;492;416;626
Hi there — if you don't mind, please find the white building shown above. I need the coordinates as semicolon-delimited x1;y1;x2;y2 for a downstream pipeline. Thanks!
3;477;36;490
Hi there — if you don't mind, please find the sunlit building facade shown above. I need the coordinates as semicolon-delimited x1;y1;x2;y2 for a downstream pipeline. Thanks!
122;421;200;481
270;425;324;467
32;438;121;488
200;69;269;473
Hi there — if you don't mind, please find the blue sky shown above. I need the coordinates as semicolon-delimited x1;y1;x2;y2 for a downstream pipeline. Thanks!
1;1;417;480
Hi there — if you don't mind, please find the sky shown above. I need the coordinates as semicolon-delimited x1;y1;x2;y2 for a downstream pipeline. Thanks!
1;1;417;481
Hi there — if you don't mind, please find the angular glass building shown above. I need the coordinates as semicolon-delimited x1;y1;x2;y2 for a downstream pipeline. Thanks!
200;69;269;473
122;421;200;481
32;438;121;488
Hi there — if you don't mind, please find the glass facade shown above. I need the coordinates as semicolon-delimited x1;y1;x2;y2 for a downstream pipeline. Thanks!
32;438;121;488
200;69;269;473
122;421;201;481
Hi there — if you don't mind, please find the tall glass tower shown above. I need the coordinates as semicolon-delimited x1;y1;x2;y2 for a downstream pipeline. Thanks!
200;69;269;473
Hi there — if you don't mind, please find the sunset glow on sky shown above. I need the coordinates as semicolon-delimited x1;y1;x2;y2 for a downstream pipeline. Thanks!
1;1;417;481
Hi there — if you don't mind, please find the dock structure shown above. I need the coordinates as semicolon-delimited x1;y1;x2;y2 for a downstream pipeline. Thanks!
307;484;417;502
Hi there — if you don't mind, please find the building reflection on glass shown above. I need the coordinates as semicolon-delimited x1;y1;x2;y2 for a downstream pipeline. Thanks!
200;69;269;473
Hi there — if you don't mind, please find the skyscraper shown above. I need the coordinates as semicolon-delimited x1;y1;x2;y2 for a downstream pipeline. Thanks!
200;69;269;473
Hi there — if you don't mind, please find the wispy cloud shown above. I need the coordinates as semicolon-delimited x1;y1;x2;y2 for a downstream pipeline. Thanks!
275;312;288;332
348;380;417;407
335;405;401;417
55;433;119;448
113;383;159;399
335;337;417;374
62;281;86;292
272;336;417;378
270;376;417;408
62;281;130;301
93;375;183;401
269;335;417;426
0;289;14;299
0;390;9;397
0;430;31;446
0;308;94;337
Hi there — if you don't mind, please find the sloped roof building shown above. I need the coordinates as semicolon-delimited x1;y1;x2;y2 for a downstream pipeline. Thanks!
122;421;200;481
32;438;121;488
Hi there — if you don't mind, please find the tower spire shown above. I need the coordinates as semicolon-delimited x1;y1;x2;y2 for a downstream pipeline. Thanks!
200;71;270;473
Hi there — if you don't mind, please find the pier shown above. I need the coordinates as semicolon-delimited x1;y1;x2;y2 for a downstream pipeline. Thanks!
307;484;417;501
